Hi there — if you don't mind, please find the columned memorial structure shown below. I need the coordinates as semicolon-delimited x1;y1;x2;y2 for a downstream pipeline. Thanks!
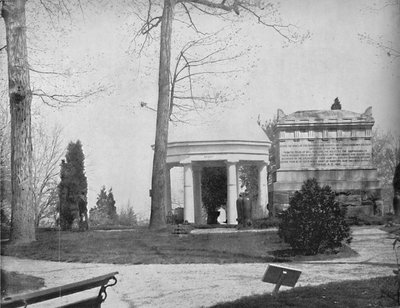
268;107;381;216
165;122;271;224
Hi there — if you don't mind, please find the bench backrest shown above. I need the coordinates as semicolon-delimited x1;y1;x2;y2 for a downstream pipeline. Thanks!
1;271;118;308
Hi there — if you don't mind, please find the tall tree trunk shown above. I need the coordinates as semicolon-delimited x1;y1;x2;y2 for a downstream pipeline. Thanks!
149;0;175;230
0;137;5;211
2;0;35;243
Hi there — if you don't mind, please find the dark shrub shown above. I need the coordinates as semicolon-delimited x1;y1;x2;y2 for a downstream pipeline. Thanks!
394;163;400;192
278;179;352;255
201;167;227;224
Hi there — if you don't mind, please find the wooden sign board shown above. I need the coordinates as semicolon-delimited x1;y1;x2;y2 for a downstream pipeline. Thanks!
262;264;301;287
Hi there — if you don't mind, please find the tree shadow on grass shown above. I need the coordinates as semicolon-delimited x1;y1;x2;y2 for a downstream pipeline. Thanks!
271;243;359;262
210;276;396;308
1;270;45;297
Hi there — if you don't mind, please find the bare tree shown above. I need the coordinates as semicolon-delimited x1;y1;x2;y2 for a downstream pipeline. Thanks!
2;0;36;243
372;128;400;187
31;124;64;227
371;128;400;213
0;98;64;228
169;33;243;122
1;0;106;242
0;100;11;222
359;0;399;60
137;0;308;229
359;33;400;60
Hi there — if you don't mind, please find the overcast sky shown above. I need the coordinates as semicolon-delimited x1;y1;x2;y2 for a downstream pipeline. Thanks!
1;0;399;219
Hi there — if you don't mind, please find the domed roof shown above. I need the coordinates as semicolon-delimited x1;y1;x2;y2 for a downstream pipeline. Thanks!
168;114;270;144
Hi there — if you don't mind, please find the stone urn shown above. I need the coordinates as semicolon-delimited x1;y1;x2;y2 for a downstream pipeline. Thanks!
207;211;220;225
242;196;252;227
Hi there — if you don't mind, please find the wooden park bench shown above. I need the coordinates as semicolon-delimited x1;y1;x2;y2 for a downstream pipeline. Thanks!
1;271;118;308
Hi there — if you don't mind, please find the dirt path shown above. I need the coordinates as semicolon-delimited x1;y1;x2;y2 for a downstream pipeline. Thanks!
1;226;396;308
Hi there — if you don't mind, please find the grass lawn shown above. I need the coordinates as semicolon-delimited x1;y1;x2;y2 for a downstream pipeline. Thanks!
1;227;286;264
1;226;356;264
211;276;397;308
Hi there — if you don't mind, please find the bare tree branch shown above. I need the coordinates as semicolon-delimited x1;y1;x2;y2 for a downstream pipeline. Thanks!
166;30;244;121
140;16;163;34
359;33;400;59
187;2;230;16
31;124;65;226
238;4;294;42
180;3;206;34
32;87;105;106
29;65;69;76
180;0;241;14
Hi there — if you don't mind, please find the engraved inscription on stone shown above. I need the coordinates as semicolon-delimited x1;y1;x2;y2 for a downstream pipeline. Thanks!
279;139;372;169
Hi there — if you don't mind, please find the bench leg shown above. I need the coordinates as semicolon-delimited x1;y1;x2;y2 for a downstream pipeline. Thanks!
59;296;102;308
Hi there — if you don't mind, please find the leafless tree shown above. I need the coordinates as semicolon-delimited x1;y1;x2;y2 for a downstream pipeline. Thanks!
372;128;400;213
359;0;399;60
168;33;244;122
2;0;36;243
1;0;106;242
0;100;11;222
359;33;400;60
31;124;64;227
0;100;65;228
136;0;309;229
372;128;400;188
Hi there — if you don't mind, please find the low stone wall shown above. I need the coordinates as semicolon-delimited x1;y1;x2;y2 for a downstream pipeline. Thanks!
270;188;381;218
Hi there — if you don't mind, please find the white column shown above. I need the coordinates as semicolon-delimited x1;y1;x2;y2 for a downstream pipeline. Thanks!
226;161;238;224
193;167;204;224
166;166;172;216
183;163;195;223
258;163;269;216
236;163;241;196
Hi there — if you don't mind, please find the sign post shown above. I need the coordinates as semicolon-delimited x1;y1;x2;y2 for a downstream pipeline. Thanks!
262;264;302;296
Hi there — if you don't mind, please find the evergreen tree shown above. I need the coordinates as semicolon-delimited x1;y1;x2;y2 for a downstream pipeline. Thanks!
95;186;108;212
106;188;117;220
89;186;117;226
58;140;88;230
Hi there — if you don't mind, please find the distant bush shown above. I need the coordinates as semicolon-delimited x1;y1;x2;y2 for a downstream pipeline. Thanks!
118;205;137;227
89;186;117;227
88;210;115;227
278;179;352;255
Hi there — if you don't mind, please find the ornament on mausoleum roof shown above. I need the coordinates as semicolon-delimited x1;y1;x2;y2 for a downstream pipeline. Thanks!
331;97;342;110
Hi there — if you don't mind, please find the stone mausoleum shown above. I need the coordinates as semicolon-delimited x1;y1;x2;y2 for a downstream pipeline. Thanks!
268;106;381;216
